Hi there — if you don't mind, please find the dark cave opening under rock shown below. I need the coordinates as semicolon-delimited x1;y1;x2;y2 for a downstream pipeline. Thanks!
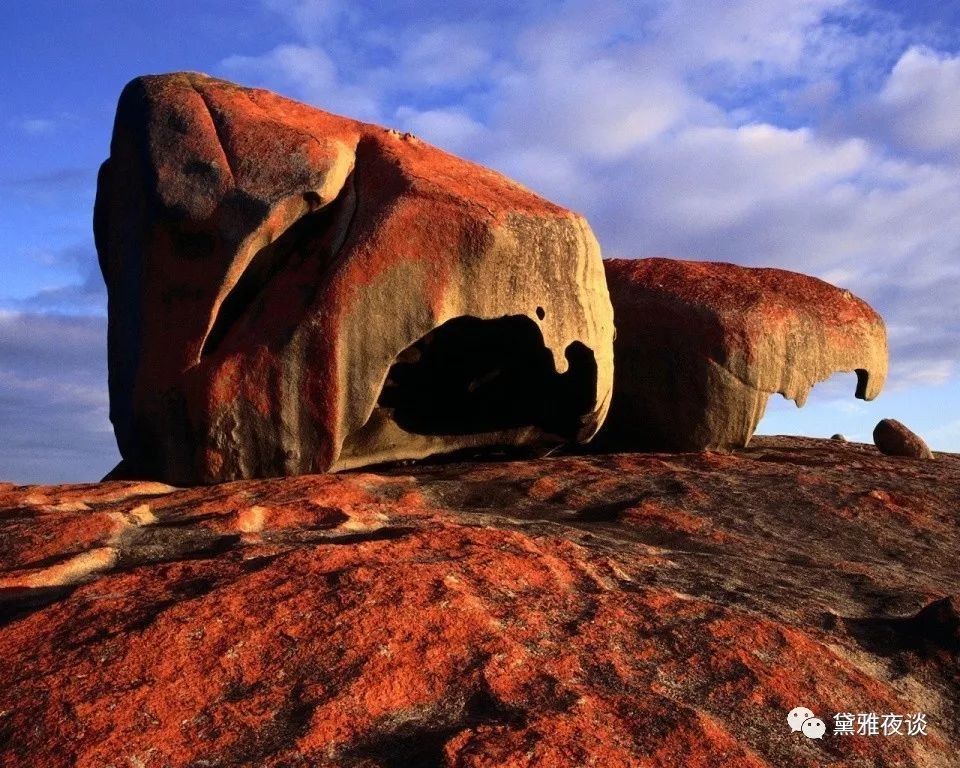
377;314;597;440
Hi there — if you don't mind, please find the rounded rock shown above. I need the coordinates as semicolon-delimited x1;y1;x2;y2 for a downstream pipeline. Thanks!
873;419;934;459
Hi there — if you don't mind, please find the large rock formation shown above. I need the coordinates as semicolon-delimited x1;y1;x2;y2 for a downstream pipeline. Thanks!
594;258;888;452
94;72;614;484
2;437;958;767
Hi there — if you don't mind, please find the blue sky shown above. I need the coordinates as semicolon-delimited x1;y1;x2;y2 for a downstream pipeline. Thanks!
2;0;959;483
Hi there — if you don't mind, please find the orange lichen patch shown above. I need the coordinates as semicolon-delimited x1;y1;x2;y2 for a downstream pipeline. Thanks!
394;489;428;508
443;699;657;768
266;503;348;531
207;347;279;418
829;487;944;532
0;437;957;766
229;502;349;534
41;501;92;513
644;708;772;768
695;616;908;713
527;475;562;501
206;352;247;414
622;500;710;535
0;480;175;509
235;504;267;533
0;510;127;571
307;480;381;509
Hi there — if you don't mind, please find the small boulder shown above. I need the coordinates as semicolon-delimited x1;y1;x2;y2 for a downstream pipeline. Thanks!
831;433;848;442
873;419;934;459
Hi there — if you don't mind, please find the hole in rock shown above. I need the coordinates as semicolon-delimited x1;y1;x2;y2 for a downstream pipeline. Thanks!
756;369;874;440
377;315;597;440
854;368;869;399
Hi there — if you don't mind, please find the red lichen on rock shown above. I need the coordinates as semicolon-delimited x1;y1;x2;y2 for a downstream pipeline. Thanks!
1;437;957;766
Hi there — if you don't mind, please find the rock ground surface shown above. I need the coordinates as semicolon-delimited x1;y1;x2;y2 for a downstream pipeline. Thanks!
1;437;958;767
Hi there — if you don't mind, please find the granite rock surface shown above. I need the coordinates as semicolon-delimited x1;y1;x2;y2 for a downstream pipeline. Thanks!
595;258;888;452
2;437;957;767
94;72;614;484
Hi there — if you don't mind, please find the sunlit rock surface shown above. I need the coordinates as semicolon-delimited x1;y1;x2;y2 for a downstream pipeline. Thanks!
2;437;957;767
94;72;613;484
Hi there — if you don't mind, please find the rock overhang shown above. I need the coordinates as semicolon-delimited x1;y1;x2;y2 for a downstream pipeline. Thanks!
594;257;889;452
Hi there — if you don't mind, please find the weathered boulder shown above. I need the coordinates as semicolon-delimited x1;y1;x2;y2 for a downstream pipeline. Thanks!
593;258;888;452
94;72;614;484
874;418;934;459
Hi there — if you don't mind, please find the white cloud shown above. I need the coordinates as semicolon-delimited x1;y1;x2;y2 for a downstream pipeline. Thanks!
818;267;857;285
222;44;381;121
218;0;960;394
650;0;851;71
17;118;56;135
861;46;960;160
484;145;593;209
0;312;118;483
389;25;493;86
394;106;486;155
490;59;708;162
260;0;351;39
827;398;866;415
889;359;953;388
631;124;869;227
4;244;106;313
927;418;960;442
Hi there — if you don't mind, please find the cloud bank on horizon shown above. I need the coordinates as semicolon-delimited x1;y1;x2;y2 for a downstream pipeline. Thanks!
1;0;959;482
